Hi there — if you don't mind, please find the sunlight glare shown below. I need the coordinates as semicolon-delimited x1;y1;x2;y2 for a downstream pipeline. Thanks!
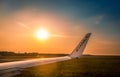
35;28;49;40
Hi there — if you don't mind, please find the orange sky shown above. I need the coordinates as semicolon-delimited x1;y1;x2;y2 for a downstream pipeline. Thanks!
0;10;88;54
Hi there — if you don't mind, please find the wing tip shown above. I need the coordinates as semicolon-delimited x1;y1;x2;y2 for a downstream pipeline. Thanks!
69;33;91;59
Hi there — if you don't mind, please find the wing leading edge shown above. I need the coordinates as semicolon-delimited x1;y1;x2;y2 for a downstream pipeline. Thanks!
0;33;91;77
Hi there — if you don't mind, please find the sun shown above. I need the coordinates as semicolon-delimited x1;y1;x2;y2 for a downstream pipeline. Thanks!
35;28;49;40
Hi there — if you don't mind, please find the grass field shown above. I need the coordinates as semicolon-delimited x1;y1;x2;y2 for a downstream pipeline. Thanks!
0;56;120;77
6;56;119;77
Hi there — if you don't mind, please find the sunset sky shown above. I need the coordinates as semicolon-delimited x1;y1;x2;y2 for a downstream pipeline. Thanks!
0;0;120;55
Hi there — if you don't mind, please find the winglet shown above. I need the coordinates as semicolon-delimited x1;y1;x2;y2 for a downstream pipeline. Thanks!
69;33;91;58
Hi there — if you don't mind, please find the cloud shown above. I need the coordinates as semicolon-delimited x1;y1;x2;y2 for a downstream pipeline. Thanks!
94;15;104;24
15;21;30;29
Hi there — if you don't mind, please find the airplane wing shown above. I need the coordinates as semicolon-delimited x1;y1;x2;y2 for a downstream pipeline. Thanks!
0;33;91;77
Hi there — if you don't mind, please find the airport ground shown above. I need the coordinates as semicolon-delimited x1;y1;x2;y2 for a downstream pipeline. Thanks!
0;55;120;77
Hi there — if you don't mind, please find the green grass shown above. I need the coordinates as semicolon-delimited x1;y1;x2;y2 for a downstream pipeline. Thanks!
12;56;120;77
